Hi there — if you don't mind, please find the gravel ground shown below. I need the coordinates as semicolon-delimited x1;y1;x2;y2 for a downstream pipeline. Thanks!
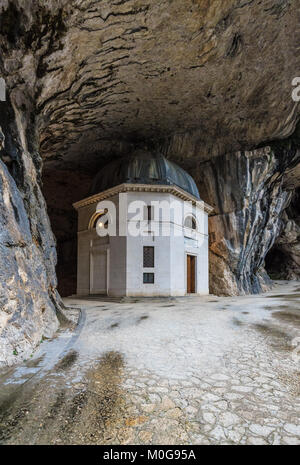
0;281;299;445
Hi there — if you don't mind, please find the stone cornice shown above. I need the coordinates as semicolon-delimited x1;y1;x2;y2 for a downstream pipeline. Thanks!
73;183;214;214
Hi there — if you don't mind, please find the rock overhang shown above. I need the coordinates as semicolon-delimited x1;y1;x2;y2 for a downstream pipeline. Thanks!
0;0;297;172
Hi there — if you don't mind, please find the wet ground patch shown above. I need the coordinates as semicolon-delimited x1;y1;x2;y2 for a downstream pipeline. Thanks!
47;390;67;419
0;379;35;443
54;350;78;371
137;315;149;323
110;323;119;329
266;293;300;300
273;311;300;328
264;305;274;311
232;317;244;327
58;390;89;441
25;355;44;368
0;400;30;442
252;323;291;352
56;351;126;444
38;389;68;435
0;351;126;445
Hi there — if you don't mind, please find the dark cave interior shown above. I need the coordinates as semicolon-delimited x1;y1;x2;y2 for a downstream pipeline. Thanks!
265;187;300;281
42;168;93;297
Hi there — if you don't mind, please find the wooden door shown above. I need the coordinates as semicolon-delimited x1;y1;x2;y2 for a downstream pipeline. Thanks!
90;250;107;295
187;255;196;294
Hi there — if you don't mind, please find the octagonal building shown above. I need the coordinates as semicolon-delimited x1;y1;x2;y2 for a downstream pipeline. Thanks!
73;150;213;297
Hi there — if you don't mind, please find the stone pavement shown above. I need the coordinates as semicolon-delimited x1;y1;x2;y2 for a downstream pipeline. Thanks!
0;281;299;445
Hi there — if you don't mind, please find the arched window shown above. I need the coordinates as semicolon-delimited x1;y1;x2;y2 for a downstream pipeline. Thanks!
88;209;109;230
184;215;197;230
96;213;109;230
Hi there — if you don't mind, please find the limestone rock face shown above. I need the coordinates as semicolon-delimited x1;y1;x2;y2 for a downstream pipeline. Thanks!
0;96;64;366
39;0;299;167
0;1;299;169
196;143;300;295
0;159;60;365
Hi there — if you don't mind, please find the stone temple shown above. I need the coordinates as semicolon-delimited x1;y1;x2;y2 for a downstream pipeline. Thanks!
73;150;213;297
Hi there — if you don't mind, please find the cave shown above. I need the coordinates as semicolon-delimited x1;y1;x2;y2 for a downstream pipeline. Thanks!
41;167;92;297
265;187;300;281
265;246;289;280
0;1;299;365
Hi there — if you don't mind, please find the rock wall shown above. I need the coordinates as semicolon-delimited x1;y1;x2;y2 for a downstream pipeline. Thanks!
195;143;299;295
0;97;64;367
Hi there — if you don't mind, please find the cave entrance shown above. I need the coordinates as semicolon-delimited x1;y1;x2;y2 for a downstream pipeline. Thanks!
265;187;300;281
265;246;287;280
42;167;93;297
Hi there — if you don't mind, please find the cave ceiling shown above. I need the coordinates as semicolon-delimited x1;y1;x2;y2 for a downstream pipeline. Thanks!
1;0;299;174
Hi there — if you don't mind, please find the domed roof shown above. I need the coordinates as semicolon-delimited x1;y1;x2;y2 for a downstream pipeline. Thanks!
89;150;200;199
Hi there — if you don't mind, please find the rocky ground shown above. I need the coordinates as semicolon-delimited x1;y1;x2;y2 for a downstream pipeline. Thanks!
0;281;299;445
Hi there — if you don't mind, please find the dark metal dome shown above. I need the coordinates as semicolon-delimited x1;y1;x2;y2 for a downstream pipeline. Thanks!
89;150;200;199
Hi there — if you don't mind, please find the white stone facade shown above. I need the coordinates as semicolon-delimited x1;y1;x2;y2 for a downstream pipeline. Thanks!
74;184;212;297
